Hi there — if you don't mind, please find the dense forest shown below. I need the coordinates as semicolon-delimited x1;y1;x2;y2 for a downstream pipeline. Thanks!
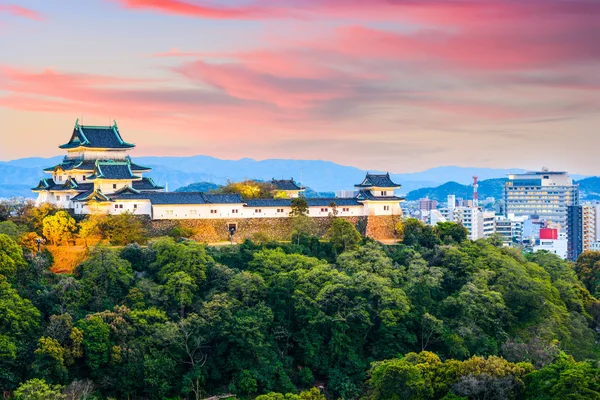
1;200;600;399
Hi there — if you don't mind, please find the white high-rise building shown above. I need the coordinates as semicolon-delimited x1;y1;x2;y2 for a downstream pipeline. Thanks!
438;206;496;241
504;168;579;230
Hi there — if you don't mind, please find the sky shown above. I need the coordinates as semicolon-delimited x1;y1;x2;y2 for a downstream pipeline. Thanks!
0;0;599;174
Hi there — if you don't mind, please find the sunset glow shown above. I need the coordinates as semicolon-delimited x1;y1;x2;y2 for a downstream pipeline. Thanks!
1;0;599;172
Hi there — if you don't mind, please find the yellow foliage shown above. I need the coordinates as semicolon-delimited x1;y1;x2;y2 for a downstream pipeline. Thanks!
47;245;89;274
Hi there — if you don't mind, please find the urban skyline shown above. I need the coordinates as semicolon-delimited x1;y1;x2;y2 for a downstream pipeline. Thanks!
1;0;600;174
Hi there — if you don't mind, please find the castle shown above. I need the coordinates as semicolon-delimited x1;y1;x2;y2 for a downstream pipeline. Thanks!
33;121;405;222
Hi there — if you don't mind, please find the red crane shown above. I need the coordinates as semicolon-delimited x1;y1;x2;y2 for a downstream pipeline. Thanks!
472;175;479;207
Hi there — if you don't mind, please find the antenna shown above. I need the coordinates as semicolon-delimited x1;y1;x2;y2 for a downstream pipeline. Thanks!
472;176;479;207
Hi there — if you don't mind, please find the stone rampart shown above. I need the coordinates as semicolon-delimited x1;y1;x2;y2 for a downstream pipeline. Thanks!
148;214;402;243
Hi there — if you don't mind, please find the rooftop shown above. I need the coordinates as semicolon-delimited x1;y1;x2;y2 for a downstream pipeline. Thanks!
59;120;135;150
355;173;401;188
272;179;302;191
87;160;141;180
45;158;151;173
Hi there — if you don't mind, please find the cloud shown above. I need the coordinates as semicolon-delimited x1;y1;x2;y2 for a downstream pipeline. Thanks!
0;4;44;21
113;0;280;19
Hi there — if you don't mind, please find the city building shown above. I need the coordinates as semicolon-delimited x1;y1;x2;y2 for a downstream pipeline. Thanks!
567;203;600;261
495;214;528;246
533;228;568;259
438;201;496;241
504;168;579;229
419;197;438;211
33;120;405;220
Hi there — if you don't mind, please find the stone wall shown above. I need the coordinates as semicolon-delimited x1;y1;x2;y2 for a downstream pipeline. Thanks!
365;215;403;241
150;216;371;243
148;214;402;243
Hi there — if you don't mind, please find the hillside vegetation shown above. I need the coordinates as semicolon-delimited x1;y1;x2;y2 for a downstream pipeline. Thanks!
1;208;600;399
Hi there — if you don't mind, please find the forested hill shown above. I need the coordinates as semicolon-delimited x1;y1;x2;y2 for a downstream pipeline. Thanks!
2;209;600;399
406;178;507;201
407;176;600;202
578;176;600;200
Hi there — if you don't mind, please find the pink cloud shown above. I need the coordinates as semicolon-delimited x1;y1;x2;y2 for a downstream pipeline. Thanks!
0;4;44;20
114;0;280;19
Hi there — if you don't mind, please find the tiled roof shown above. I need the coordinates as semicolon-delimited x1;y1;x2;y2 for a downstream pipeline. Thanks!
31;178;93;192
59;120;135;149
203;193;245;204
245;199;291;207
356;190;405;201
307;198;362;206
73;189;112;202
132;177;164;190
355;173;400;188
44;159;151;173
245;198;363;207
87;161;141;180
150;193;210;205
272;179;302;191
71;189;94;202
110;192;243;205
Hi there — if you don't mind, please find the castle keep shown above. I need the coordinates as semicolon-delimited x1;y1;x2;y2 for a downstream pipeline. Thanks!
33;121;405;228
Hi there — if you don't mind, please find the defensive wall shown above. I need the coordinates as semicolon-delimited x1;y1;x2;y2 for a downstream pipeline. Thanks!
148;215;402;243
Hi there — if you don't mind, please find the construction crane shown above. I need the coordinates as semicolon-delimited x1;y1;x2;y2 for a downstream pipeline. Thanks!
472;175;479;207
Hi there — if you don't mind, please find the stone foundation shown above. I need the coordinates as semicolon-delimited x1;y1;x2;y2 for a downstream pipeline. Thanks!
365;215;403;241
149;214;402;243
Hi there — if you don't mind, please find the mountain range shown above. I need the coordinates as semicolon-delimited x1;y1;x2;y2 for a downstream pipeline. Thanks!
0;155;591;200
406;176;600;203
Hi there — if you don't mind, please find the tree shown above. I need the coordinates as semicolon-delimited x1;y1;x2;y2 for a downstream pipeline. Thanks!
13;379;65;400
326;218;362;253
0;233;27;278
42;211;76;246
151;238;211;285
0;221;21;240
101;212;146;245
525;352;600;399
402;218;440;248
216;179;276;199
77;214;107;246
290;197;309;217
434;222;469;244
367;358;429;399
19;232;45;254
574;251;600;297
32;337;68;384
256;388;326;400
291;215;316;246
63;380;95;400
76;316;111;376
76;247;134;311
164;271;197;318
22;203;57;234
0;276;41;391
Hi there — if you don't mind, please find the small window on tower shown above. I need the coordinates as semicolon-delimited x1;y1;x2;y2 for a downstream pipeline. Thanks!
113;184;117;189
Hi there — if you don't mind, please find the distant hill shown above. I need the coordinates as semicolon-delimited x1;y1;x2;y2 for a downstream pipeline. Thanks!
406;178;507;202
406;176;600;203
176;181;335;198
0;154;590;199
578;177;600;201
175;182;221;193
